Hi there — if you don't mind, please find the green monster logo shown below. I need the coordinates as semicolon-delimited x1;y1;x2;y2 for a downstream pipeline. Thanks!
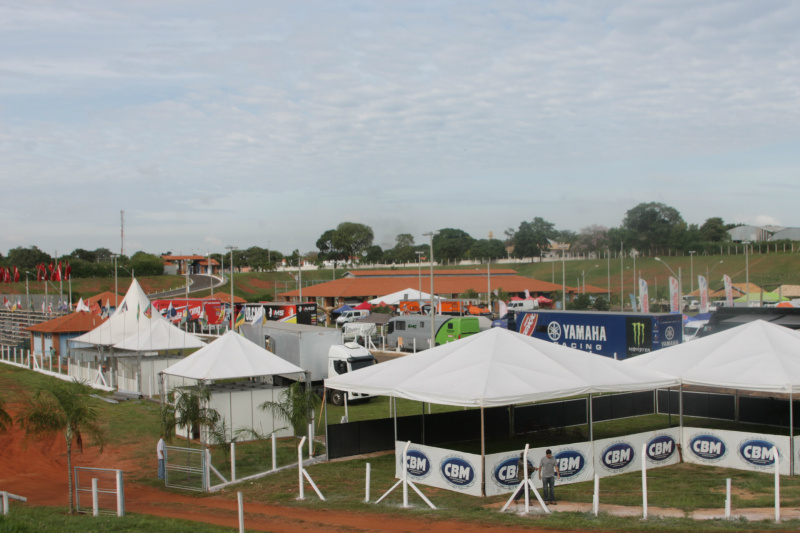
632;322;645;346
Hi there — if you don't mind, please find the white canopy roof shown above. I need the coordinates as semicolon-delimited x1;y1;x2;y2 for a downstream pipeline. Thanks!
161;330;306;382
72;279;157;347
325;327;678;407
113;317;206;351
368;288;432;306
627;319;800;394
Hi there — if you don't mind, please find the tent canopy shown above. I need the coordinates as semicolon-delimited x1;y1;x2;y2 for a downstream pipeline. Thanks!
333;304;354;313
368;288;432;306
113;318;206;351
325;327;678;407
627;320;800;394
161;330;305;382
354;301;373;310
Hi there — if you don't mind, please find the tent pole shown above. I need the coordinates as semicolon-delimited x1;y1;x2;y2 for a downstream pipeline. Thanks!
588;393;593;441
393;397;398;443
480;403;486;497
421;402;425;445
790;390;794;476
679;382;684;447
324;387;329;462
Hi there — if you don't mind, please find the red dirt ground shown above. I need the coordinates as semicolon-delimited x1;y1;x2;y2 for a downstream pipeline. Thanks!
0;405;554;533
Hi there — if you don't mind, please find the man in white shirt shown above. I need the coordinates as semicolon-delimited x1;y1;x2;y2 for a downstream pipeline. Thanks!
157;435;166;479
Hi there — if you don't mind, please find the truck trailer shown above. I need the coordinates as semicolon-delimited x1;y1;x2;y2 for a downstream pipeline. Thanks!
385;316;481;351
501;310;683;360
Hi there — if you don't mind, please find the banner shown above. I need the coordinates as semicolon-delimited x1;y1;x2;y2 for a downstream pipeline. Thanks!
484;441;595;497
683;428;791;475
638;279;649;313
395;442;483;497
669;277;680;313
593;428;681;478
629;294;637;313
698;275;708;314
723;275;733;307
795;436;800;476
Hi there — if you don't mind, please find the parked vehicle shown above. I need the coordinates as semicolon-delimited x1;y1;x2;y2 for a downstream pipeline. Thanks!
336;309;369;326
240;302;317;325
504;310;683;360
683;320;709;342
240;322;377;405
507;299;539;312
385;316;480;351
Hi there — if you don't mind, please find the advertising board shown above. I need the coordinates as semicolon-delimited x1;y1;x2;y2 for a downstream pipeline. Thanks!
683;428;790;475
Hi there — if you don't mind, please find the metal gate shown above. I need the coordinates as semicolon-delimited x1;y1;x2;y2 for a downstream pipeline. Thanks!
165;446;207;491
74;467;124;516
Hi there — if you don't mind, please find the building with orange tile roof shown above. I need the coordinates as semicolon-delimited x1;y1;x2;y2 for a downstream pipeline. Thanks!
162;255;220;275
25;311;108;358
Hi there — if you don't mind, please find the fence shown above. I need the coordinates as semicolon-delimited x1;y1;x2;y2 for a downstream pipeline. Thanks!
165;446;207;491
74;467;124;516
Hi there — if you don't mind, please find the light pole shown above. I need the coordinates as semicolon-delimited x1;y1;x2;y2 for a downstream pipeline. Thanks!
606;249;611;303
416;251;424;297
655;257;682;313
111;254;119;309
208;251;214;299
707;260;724;283
743;241;750;306
226;245;238;327
423;231;439;348
487;258;492;312
689;251;696;294
561;245;568;309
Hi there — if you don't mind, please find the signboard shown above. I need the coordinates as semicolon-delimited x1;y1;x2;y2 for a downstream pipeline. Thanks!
683;428;790;475
394;442;483;497
240;303;317;325
593;428;681;477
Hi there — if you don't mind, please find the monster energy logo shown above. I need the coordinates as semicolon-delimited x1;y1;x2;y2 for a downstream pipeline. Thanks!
631;322;646;346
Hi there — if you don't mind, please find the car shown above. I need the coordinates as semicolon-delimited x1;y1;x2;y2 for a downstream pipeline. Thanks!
688;300;700;311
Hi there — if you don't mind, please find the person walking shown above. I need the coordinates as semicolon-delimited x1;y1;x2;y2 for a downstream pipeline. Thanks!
512;451;537;504
157;435;166;480
538;449;560;504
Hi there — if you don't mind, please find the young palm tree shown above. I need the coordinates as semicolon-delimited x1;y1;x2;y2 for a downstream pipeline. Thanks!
16;380;106;514
172;385;220;448
259;381;321;447
0;395;12;433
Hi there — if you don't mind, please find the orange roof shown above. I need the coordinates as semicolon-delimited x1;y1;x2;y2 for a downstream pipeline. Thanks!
161;255;206;261
25;312;108;334
207;293;247;304
345;269;517;278
280;274;567;299
582;284;609;294
198;259;220;266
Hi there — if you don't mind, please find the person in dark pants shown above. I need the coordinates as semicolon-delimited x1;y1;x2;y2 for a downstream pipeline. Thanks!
538;449;561;504
513;452;537;503
157;435;166;479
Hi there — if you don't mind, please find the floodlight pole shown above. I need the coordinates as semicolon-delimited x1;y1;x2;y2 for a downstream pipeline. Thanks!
423;231;439;348
744;241;750;306
416;251;424;297
226;246;238;327
689;251;696;294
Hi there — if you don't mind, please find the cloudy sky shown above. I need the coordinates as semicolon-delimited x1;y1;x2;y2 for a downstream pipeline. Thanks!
2;1;799;257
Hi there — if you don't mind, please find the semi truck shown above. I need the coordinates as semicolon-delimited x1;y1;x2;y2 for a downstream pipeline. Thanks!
240;302;317;325
385;316;481;351
498;310;682;360
240;322;376;406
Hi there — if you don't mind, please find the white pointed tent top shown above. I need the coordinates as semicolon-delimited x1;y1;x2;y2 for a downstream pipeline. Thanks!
368;288;433;306
627;319;800;394
72;278;155;346
161;330;306;382
324;327;679;407
113;317;206;351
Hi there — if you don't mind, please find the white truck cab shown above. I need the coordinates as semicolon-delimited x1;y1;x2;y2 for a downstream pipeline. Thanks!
327;342;377;405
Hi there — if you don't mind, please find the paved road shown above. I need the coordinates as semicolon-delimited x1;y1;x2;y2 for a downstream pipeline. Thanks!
149;274;227;298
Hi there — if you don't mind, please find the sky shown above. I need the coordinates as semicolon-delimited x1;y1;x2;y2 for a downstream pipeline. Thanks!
1;1;799;258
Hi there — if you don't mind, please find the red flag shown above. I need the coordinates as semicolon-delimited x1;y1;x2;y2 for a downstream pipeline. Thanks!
90;301;102;315
13;266;20;283
53;261;62;282
64;261;72;281
36;264;43;282
0;268;7;283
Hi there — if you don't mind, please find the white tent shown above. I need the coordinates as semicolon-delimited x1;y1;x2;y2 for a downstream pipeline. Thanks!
72;279;157;347
368;288;433;306
113;317;206;352
626;319;800;394
325;327;679;408
162;330;306;382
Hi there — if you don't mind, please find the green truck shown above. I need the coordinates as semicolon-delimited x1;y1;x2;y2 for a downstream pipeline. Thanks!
385;316;481;351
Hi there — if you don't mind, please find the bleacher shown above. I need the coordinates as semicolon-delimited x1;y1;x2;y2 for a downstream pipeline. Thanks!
0;309;66;348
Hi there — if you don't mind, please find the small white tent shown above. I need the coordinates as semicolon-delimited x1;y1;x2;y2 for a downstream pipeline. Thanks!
72;279;158;346
368;288;432;306
325;327;678;407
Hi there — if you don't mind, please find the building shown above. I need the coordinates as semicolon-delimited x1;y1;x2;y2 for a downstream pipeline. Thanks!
25;311;107;358
278;269;574;309
161;255;220;276
727;225;788;243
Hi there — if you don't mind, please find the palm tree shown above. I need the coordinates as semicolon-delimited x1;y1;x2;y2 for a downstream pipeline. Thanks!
259;381;321;448
172;385;220;448
16;380;106;514
0;395;12;433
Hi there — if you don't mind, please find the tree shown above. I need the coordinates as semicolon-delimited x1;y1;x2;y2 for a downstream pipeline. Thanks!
621;202;685;254
364;245;384;264
173;386;220;448
567;293;593;310
316;229;344;263
7;246;52;269
0;395;11;433
331;222;374;262
513;218;557;259
699;217;730;242
572;225;609;255
433;228;474;263
129;251;165;276
16;380;106;514
391;233;416;264
467;239;506;260
258;382;321;447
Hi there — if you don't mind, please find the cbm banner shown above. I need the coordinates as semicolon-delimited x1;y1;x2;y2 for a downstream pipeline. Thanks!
683;429;790;475
394;442;483;497
593;428;681;477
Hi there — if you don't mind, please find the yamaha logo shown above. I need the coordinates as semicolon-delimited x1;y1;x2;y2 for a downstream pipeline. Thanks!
689;434;727;461
441;456;476;488
492;457;534;487
664;326;675;341
405;450;432;479
554;449;586;479
738;440;777;467
601;442;635;471
547;322;562;341
646;435;676;462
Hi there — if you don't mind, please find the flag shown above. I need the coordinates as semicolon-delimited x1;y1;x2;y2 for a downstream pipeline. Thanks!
41;301;45;313
638;278;649;313
698;275;709;314
13;266;20;283
179;306;190;325
64;262;71;281
76;298;90;312
3;297;9;309
120;301;128;312
103;299;111;318
36;264;44;281
144;303;152;318
498;300;507;317
250;306;265;326
48;302;53;314
136;303;140;322
90;301;102;315
167;302;177;321
668;276;680;313
234;308;246;328
53;261;62;282
199;307;208;327
723;275;733;307
17;298;21;309
0;267;7;283
524;289;531;299
10;301;17;312
217;306;226;324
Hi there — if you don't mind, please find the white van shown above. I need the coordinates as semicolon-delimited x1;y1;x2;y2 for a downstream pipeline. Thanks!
507;299;538;312
336;309;369;326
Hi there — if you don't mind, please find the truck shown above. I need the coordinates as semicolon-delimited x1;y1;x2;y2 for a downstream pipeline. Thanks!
240;302;317;325
240;322;377;406
152;298;224;325
502;310;683;360
385;316;481;351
